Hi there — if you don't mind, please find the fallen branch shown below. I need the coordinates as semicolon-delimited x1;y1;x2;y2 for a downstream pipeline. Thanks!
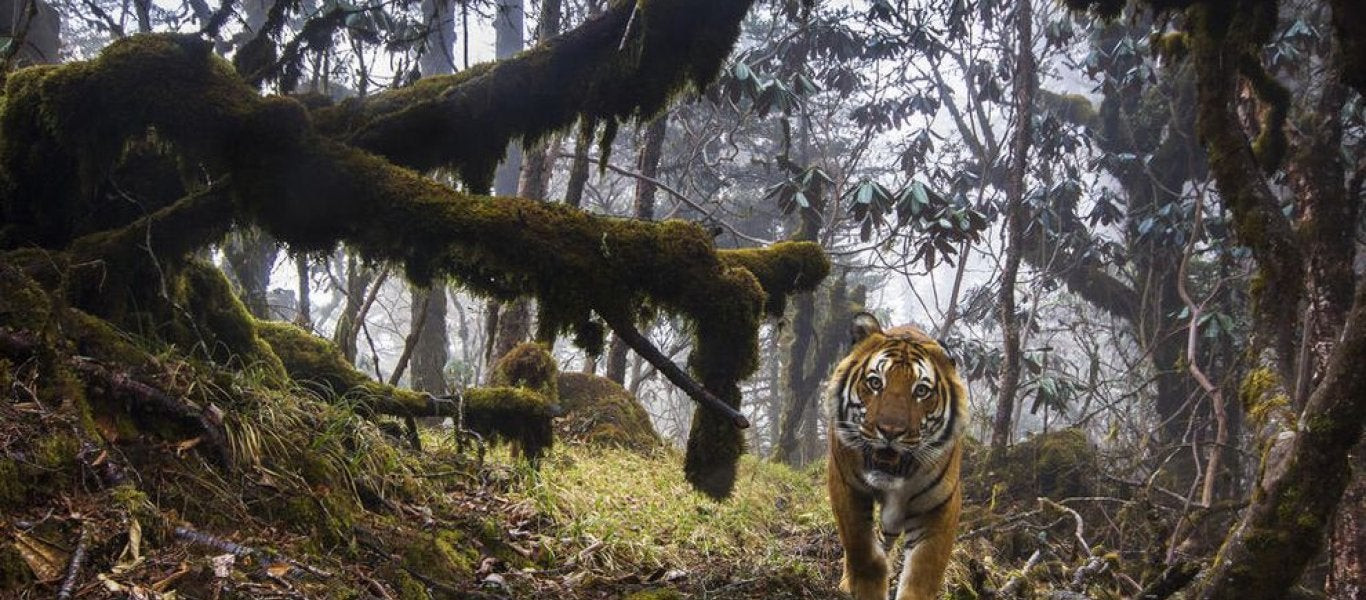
71;357;230;465
1040;496;1093;556
175;526;333;579
0;328;230;465
598;311;749;429
1137;562;1199;600
999;548;1045;598
56;525;90;600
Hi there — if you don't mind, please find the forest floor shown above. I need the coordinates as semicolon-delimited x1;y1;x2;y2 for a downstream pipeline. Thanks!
1;385;850;599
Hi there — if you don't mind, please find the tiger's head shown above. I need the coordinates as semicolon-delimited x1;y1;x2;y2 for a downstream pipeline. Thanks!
828;312;968;477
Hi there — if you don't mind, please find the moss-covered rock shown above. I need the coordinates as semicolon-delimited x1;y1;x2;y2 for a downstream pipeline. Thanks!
1010;429;1098;500
556;372;661;452
490;342;558;403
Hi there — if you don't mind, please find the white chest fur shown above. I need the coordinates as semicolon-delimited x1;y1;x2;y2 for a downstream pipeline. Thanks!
864;452;955;535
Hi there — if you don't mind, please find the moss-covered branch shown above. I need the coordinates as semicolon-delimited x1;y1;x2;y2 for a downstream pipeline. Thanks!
0;32;828;498
1185;1;1301;376
310;0;757;191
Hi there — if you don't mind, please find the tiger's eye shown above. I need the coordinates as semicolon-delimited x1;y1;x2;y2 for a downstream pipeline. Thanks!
866;376;883;392
913;383;932;398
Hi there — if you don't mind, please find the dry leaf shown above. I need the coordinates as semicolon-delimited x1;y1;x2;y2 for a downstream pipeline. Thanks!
12;532;67;583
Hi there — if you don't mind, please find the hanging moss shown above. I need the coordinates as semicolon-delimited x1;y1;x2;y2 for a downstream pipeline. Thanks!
462;387;557;464
312;0;758;191
0;31;832;498
556;372;661;452
717;241;829;317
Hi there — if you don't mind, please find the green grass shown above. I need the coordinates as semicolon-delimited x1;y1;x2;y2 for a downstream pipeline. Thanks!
511;445;836;572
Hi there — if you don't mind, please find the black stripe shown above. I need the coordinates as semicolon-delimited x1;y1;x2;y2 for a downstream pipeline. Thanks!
920;483;958;515
903;453;953;504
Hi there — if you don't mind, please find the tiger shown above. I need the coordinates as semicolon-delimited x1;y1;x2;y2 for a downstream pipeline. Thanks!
826;312;968;600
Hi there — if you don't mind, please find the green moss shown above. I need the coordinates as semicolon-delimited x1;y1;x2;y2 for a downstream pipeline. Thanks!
463;387;556;464
258;320;375;394
717;241;829;317
1151;31;1189;62
556;372;660;452
34;431;80;471
398;528;478;586
490;342;559;403
992;429;1098;501
0;35;256;248
392;570;430;600
1241;367;1290;427
1238;55;1290;171
1037;90;1100;129
0;260;52;330
1;29;832;498
270;491;359;551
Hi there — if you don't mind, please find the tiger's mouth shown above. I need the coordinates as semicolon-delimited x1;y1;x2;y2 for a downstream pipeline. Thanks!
865;446;909;474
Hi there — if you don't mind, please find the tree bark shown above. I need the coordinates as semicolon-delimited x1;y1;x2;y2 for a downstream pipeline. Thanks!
294;254;311;328
1195;277;1366;600
410;287;449;396
223;229;278;319
603;113;668;384
490;0;525;197
418;0;457;77
990;0;1035;458
563;117;597;208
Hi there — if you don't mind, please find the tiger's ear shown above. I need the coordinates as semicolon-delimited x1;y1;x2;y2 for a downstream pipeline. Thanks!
850;312;883;345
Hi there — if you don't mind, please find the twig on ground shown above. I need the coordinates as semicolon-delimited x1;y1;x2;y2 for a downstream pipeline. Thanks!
56;524;90;600
999;548;1045;598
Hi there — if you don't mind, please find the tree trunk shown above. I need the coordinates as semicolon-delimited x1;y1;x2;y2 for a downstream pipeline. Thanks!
563;116;597;208
990;0;1034;458
490;0;524;197
410;286;449;427
411;289;449;387
775;287;816;465
482;0;536;370
333;257;381;363
294;254;312;328
1196;278;1366;600
1;0;60;68
603;113;668;382
1327;445;1365;600
774;188;823;465
516;0;560;203
418;0;457;77
222;229;278;319
604;335;629;383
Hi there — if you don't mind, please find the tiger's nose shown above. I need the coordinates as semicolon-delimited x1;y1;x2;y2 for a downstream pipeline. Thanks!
876;424;907;440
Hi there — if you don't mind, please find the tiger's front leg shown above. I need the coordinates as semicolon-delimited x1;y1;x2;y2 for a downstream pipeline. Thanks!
892;485;961;600
829;464;888;599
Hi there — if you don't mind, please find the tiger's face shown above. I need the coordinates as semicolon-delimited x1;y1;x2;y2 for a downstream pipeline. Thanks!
830;313;965;478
